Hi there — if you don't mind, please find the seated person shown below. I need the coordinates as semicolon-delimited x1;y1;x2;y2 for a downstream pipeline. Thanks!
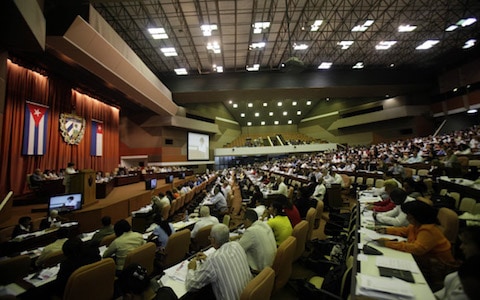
103;219;145;272
191;206;219;238
151;193;170;215
36;227;69;267
55;236;101;296
209;185;228;217
40;210;68;230
367;179;399;212
148;214;174;249
295;187;318;219
238;209;277;272
373;188;415;227
435;226;480;300
267;200;293;246
185;224;252;300
89;216;114;247
30;168;44;188
275;194;301;227
12;216;32;238
118;264;151;299
458;255;480;300
376;201;456;284
247;185;263;209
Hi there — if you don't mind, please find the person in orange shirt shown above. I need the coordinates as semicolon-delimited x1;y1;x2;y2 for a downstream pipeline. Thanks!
376;200;456;289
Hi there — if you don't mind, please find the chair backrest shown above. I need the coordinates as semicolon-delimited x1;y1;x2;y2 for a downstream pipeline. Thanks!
305;207;317;241
374;179;384;189
223;214;231;227
161;204;171;221
192;225;213;252
0;225;15;243
291;220;309;261
473;203;480;215
365;178;375;187
0;255;31;285
63;258;116;300
164;229;191;268
340;174;351;189
240;267;275;300
99;233;116;247
42;250;66;268
459;197;476;213
436;207;459;244
169;199;177;217
355;177;364;185
449;192;461;208
271;236;297;293
124;242;156;276
340;256;354;299
417;169;429;176
404;167;415;178
327;184;342;210
287;187;294;202
469;159;480;167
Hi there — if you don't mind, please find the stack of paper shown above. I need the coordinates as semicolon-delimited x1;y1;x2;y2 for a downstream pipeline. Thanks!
356;273;414;300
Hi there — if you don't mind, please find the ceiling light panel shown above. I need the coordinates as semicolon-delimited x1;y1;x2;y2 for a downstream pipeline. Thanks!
352;62;364;69
160;47;178;57
174;68;187;75
253;22;270;34
318;62;333;69
338;41;354;49
246;64;260;71
457;18;477;27
249;42;266;50
206;42;221;54
201;24;218;36
375;41;397;50
310;20;323;32
398;25;417;32
293;43;309;50
352;20;374;32
463;39;476;49
148;27;168;39
416;40;440;50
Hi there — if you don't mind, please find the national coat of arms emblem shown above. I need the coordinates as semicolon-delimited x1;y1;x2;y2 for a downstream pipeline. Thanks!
60;113;86;145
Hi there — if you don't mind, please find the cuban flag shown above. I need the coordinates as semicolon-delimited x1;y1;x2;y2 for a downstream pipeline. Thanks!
22;102;49;155
91;120;103;156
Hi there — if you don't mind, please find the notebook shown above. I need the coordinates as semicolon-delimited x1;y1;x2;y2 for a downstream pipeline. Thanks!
378;266;415;283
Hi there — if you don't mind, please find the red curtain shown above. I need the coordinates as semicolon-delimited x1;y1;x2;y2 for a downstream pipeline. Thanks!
0;60;119;197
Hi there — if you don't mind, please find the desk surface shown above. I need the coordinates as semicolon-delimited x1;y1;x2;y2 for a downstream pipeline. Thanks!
354;195;435;300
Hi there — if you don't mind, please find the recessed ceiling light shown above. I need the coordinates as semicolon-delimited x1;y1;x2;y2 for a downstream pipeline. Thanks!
445;25;458;32
206;42;221;54
375;41;397;50
240;113;245;117
277;102;282;106
292;101;297;106
318;62;333;69
297;110;301;115
453;87;458;92
416;40;439;50
253;22;270;34
390;63;395;67
310;20;323;32
283;111;288;116
463;39;476;49
174;68;187;75
269;112;274;116
228;100;232;104
263;102;268;107
353;62;364;69
248;103;253;107
293;43;309;50
288;120;292;124
233;104;238;108
249;42;266;50
261;121;265;125
201;24;218;36
306;101;312;105
398;25;417;32
274;121;279;125
352;20;374;32
161;47;178;57
457;18;477;27
148;27;168;39
338;41;354;49
246;64;260;71
247;122;252;126
255;112;260;117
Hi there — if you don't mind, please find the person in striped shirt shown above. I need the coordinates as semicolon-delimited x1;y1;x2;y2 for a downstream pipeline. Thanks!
186;224;252;300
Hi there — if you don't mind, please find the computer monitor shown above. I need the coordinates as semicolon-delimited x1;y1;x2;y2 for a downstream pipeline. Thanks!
48;193;83;213
145;178;157;190
165;175;174;183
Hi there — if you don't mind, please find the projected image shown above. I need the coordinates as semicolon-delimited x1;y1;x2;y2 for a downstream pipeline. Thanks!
188;132;209;160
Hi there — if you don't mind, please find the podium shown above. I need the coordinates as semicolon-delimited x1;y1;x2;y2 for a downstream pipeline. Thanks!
70;169;97;207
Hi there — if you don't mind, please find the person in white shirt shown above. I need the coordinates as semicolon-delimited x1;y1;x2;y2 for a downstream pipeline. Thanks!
186;224;252;300
221;181;232;199
313;177;326;202
191;206;219;238
62;162;77;193
373;188;415;226
237;209;277;272
272;177;288;197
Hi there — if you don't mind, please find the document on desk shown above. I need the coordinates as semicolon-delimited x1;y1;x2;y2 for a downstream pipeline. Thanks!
356;273;414;300
24;265;60;287
375;256;421;273
359;228;407;242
